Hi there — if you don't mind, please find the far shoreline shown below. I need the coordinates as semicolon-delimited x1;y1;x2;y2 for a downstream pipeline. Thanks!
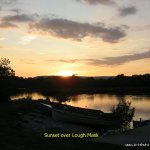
10;86;150;95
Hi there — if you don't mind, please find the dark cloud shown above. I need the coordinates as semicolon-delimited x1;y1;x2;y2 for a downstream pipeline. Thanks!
85;51;150;65
49;51;150;66
118;6;138;17
30;18;126;43
75;0;116;5
0;22;18;28
2;14;35;23
75;0;138;17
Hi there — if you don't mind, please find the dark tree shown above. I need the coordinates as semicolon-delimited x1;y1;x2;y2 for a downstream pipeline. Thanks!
0;58;15;77
0;58;15;103
111;98;135;131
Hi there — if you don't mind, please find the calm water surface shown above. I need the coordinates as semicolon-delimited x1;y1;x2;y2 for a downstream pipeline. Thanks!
11;93;150;120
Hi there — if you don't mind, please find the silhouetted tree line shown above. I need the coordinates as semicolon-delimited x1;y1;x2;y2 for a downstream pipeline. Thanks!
8;74;150;90
0;58;150;98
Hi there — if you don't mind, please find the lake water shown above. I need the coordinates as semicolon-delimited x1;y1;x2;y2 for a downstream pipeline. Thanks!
11;92;150;120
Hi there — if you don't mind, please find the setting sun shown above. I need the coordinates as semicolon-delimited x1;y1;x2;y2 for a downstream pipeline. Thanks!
58;71;74;77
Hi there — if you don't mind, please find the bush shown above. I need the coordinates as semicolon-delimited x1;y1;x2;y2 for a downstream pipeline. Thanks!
111;98;135;130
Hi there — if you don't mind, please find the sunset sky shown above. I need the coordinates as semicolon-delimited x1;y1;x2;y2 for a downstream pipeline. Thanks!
0;0;150;77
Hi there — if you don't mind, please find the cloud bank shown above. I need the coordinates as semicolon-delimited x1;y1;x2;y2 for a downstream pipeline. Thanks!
49;51;150;66
2;14;35;23
0;12;126;43
30;18;126;43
